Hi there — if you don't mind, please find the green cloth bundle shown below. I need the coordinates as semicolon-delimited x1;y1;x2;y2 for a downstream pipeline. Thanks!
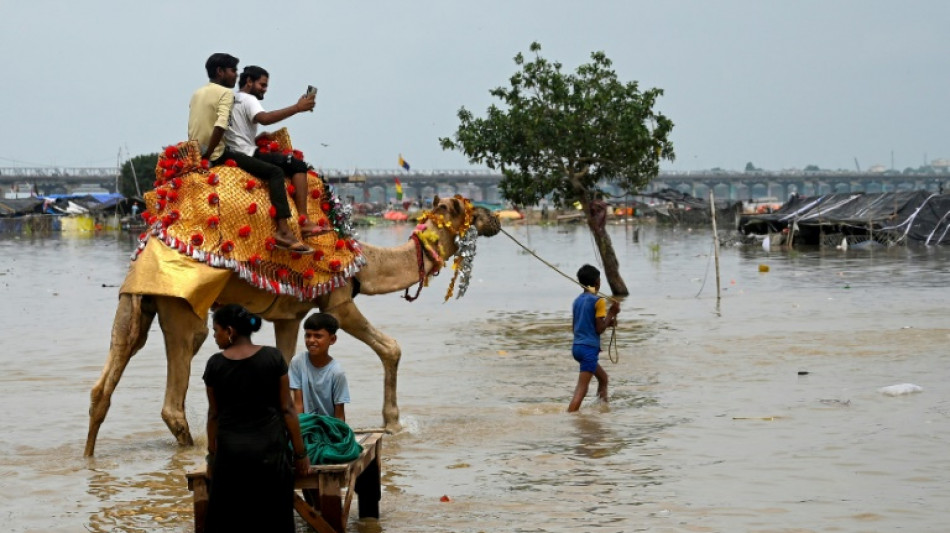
296;413;363;464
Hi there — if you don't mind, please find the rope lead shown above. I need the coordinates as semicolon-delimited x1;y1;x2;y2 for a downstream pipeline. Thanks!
499;227;621;363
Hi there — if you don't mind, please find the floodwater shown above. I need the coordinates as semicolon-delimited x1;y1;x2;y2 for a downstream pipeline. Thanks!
1;222;948;532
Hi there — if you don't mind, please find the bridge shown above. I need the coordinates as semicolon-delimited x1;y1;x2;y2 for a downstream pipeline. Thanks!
2;166;947;203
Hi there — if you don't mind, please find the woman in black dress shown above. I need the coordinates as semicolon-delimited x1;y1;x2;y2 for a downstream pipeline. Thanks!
203;304;310;532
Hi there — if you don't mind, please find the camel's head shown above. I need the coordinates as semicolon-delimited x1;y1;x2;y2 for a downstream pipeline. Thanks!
418;195;500;301
429;194;501;238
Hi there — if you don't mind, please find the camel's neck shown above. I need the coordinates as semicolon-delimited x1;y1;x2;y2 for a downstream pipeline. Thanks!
354;231;457;296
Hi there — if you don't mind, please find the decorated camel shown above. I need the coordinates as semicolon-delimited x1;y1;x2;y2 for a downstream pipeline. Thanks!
84;134;500;456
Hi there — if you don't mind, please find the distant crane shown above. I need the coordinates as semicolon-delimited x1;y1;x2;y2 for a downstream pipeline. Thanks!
853;157;861;172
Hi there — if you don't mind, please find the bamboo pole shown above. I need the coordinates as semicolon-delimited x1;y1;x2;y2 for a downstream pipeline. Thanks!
709;190;721;303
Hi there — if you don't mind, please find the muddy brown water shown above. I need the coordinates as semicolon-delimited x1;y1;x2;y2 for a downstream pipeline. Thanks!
1;223;948;532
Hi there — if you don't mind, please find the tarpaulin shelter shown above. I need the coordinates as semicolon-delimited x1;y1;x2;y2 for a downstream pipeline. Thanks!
738;191;950;246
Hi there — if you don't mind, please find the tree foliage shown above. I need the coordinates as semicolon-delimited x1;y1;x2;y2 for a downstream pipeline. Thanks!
119;153;159;198
439;41;675;208
439;42;674;296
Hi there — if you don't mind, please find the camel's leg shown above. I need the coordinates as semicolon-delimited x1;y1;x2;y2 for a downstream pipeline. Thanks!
85;293;157;456
272;317;304;363
156;297;209;447
331;299;403;432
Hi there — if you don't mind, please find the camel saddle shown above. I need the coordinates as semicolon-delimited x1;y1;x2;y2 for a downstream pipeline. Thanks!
129;129;365;305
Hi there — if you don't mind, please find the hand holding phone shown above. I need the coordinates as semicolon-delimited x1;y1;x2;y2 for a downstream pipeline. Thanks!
300;85;317;113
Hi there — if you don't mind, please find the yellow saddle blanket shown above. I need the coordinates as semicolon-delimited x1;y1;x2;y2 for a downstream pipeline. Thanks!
135;134;364;301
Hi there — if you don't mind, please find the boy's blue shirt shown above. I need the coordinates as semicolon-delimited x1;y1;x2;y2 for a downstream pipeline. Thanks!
572;291;603;348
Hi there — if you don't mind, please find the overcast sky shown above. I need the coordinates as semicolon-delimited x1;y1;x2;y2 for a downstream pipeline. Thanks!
2;1;947;173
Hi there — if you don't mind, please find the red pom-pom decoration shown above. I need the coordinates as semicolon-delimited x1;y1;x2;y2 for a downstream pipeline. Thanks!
220;240;235;253
302;268;315;280
173;160;185;170
335;239;345;250
310;189;322;199
201;159;210;169
264;237;277;251
155;199;167;211
206;215;220;228
287;184;296;195
225;159;237;167
166;190;179;203
248;254;263;267
208;192;219;205
268;205;277;218
277;268;289;280
314;250;325;261
291;251;303;260
161;215;174;228
298;215;308;226
171;177;183;189
329;259;342;271
164;146;178;158
319;217;329;227
155;188;168;198
238;225;252;238
140;211;151;222
269;141;280;152
207;173;219;185
191;233;204;246
162;168;176;178
245;179;258;191
169;209;181;221
247;203;258;215
293;150;304;160
321;202;331;212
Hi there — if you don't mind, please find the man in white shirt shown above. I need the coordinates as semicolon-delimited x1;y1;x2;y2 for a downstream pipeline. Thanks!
226;66;321;236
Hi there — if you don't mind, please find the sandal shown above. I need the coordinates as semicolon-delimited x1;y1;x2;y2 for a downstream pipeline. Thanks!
273;237;313;253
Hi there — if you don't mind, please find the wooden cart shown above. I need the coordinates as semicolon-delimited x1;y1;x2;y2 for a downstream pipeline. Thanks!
186;432;383;533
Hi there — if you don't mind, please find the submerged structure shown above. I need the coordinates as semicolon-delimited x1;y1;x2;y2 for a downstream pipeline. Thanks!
738;191;950;246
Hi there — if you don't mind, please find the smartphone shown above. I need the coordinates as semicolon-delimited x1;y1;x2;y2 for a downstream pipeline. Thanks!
306;85;318;98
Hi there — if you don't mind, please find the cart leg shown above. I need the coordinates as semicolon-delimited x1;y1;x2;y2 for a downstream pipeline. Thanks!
192;476;209;533
319;473;344;532
356;447;381;519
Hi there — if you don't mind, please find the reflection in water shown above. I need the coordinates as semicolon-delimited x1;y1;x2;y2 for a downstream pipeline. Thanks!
571;414;623;459
85;447;198;532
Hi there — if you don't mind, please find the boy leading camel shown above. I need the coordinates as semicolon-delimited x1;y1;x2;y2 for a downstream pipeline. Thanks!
568;264;620;412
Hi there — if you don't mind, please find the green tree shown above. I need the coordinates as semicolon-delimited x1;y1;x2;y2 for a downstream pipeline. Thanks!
119;153;159;198
745;162;759;172
803;164;820;172
439;42;674;296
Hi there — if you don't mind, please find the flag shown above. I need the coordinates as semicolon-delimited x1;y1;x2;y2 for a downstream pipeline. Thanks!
398;154;410;171
394;177;403;201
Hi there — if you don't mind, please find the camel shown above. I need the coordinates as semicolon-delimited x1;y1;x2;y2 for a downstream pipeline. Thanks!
84;194;500;456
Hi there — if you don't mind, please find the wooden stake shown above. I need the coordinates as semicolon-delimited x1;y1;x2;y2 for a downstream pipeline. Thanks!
709;190;721;303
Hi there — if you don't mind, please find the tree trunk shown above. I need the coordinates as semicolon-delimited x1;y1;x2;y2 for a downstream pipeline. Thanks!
579;198;628;296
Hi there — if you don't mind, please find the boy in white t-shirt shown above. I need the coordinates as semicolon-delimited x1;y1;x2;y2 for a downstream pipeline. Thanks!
288;313;350;420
